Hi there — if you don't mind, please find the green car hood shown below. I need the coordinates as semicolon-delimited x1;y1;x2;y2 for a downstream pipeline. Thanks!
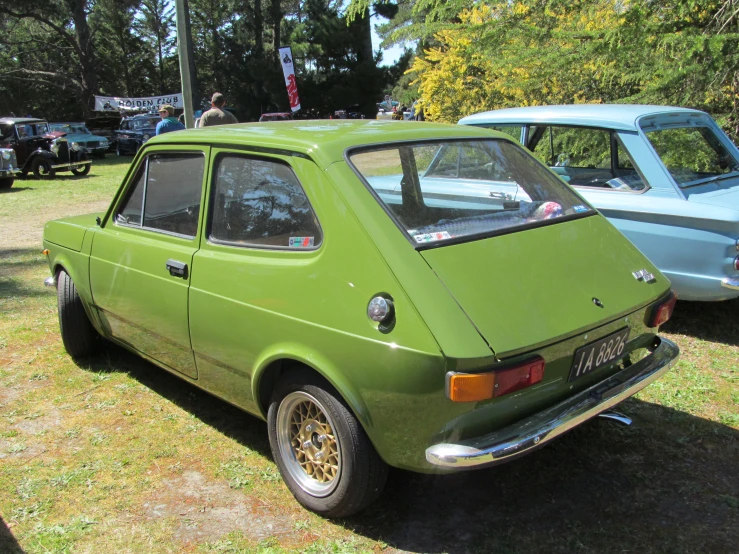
43;212;101;252
420;215;670;358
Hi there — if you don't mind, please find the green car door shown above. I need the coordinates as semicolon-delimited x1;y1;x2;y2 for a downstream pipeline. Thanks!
89;145;210;378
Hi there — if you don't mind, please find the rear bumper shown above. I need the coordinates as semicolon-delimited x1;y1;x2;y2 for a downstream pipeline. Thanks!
425;336;679;470
721;277;739;291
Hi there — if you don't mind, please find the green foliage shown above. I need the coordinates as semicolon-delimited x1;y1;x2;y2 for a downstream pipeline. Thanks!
0;0;404;122
403;0;739;141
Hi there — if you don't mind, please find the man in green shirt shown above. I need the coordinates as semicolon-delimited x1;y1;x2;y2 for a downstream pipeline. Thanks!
200;92;238;127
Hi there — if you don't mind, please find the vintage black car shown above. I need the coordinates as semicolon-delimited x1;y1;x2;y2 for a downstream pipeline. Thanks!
0;147;21;189
0;118;91;179
113;114;160;156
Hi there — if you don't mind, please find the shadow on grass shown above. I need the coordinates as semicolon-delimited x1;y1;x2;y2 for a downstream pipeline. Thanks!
85;343;272;459
95;156;134;166
0;248;50;300
18;173;94;183
0;516;24;554
0;186;34;194
344;399;739;554
80;344;739;553
662;298;739;347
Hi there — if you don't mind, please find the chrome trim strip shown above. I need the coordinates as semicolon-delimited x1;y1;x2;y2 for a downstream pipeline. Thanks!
720;277;739;290
425;337;679;470
44;276;56;287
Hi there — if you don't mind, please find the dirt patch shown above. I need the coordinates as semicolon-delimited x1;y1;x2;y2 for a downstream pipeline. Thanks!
141;470;301;546
2;200;109;248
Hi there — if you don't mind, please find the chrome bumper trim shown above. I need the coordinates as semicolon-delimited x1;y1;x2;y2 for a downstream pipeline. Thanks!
44;276;56;287
0;169;21;176
720;277;739;291
51;160;91;170
426;337;679;470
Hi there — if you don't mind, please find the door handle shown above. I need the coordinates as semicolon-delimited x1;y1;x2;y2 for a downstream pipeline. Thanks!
166;259;188;279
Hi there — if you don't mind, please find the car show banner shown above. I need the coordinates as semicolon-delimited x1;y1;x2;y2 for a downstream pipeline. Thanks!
94;93;183;112
278;47;301;112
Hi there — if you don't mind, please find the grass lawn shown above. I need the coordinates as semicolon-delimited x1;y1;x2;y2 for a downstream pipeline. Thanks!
1;158;737;553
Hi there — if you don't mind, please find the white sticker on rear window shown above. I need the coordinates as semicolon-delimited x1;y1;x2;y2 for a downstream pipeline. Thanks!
414;231;452;243
289;236;315;248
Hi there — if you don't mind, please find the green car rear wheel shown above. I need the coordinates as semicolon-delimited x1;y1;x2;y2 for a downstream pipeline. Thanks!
268;371;388;518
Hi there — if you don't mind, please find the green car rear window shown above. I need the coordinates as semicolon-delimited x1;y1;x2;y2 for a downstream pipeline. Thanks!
348;139;594;246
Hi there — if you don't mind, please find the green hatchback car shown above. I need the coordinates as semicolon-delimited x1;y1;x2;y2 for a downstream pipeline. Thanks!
42;120;679;517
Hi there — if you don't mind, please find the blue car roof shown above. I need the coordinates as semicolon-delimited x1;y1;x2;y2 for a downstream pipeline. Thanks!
459;104;707;131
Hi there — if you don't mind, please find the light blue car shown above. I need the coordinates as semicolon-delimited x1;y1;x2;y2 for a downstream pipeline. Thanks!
49;122;110;158
459;105;739;301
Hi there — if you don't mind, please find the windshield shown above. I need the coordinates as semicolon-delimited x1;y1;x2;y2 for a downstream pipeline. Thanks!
50;124;89;134
349;139;594;246
15;122;49;138
644;126;739;187
131;118;159;130
260;114;291;121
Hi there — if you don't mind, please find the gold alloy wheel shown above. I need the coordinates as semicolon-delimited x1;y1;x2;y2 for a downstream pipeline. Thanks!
276;391;341;497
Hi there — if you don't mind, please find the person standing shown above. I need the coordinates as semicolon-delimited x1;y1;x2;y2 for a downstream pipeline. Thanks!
200;92;238;127
155;105;185;135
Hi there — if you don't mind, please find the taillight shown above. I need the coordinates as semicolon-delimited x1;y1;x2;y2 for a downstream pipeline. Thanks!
447;357;545;402
734;255;739;271
647;291;677;328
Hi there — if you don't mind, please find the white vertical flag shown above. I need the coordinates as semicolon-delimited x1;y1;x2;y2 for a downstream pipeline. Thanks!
278;47;301;112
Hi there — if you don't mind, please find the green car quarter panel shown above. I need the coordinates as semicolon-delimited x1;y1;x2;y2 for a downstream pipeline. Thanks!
43;121;677;474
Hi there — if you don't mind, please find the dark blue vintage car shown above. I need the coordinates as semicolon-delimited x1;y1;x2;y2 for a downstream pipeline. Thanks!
113;114;160;156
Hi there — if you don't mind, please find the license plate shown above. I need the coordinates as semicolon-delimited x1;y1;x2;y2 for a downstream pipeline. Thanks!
569;328;630;382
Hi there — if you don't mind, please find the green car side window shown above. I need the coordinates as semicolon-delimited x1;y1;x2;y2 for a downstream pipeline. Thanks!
210;154;322;249
117;164;145;225
116;152;204;237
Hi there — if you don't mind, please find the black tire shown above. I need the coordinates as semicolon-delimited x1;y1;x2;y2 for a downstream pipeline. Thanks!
56;269;98;358
71;163;91;176
0;177;13;189
267;370;388;518
31;157;55;179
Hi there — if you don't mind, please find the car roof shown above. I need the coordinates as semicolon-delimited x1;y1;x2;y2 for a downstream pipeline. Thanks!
261;112;292;117
0;118;47;125
459;104;707;131
50;122;85;125
145;120;507;168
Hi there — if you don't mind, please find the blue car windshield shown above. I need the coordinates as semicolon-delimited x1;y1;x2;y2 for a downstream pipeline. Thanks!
131;118;159;130
51;124;89;134
645;126;739;187
349;139;594;246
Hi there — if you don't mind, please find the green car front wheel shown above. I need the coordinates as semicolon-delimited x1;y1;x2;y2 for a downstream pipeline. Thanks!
57;269;98;358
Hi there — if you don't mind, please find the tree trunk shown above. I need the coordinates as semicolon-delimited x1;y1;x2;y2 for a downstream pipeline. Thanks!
354;7;375;119
254;0;263;56
68;0;98;117
270;0;281;62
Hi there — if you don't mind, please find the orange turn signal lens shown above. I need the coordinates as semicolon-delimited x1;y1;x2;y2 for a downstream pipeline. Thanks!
42;249;50;255
447;372;496;402
447;357;547;402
